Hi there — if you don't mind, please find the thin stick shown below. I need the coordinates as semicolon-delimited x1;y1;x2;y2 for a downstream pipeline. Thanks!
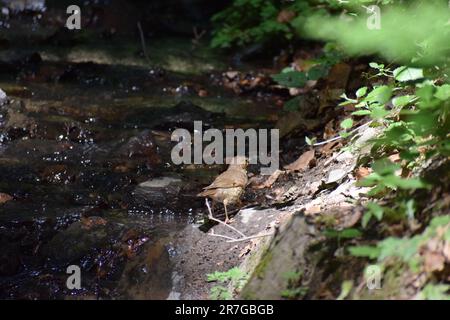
209;230;236;241
205;199;246;238
137;21;150;63
224;233;274;243
208;231;274;243
205;199;274;243
312;121;372;146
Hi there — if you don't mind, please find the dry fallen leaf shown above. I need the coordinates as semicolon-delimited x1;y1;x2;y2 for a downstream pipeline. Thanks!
198;89;208;97
423;251;445;273
323;120;336;140
355;167;372;180
443;241;450;261
284;150;315;171
225;71;239;79
277;10;296;23
388;153;401;163
81;216;107;230
320;140;340;155
304;205;321;215
326;63;352;90
0;192;13;204
239;240;257;258
253;169;283;189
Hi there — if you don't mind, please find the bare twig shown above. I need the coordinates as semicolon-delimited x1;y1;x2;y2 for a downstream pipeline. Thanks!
205;199;274;243
137;21;150;63
312;121;372;146
208;230;273;243
192;26;206;47
205;199;246;238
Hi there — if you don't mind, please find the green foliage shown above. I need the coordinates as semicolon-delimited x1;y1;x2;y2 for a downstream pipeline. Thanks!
337;280;354;300
210;0;312;48
349;215;450;266
340;118;354;130
211;0;441;53
361;202;384;228
303;2;450;66
419;284;450;300
324;228;362;240
210;286;232;300
272;63;330;89
280;269;307;299
357;158;426;196
341;55;448;298
305;135;316;146
207;267;249;300
272;70;308;88
393;67;424;82
212;0;450;300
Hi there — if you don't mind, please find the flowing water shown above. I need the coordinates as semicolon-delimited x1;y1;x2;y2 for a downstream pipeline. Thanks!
0;36;279;299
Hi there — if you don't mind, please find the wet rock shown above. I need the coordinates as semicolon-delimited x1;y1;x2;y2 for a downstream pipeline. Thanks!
2;139;69;161
240;214;317;300
0;245;22;276
42;219;125;265
138;176;182;189
149;101;221;130
325;168;348;185
40;164;74;184
0;89;7;106
115;130;160;166
0;192;13;204
133;176;183;205
116;239;172;299
4;109;37;132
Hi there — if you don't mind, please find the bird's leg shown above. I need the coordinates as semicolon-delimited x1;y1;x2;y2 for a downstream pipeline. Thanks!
223;200;230;224
210;200;215;217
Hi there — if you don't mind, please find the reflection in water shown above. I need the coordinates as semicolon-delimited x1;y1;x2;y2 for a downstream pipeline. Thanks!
2;0;46;12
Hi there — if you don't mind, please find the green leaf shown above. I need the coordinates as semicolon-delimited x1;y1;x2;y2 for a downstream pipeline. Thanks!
419;284;450;300
372;158;401;176
340;118;353;129
362;212;372;228
435;84;450;101
340;228;362;239
348;245;380;259
366;85;392;104
366;202;384;221
324;228;362;239
369;62;383;70
392;95;415;108
272;71;307;88
210;286;232;300
337;280;353;300
370;106;390;119
284;97;301;111
383;176;426;190
393;67;424;82
356;87;368;98
305;136;315;146
352;110;371;116
307;64;329;80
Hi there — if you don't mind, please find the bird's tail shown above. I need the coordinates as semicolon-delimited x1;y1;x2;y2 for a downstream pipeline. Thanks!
197;189;215;197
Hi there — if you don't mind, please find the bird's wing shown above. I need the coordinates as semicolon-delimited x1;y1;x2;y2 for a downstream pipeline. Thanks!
203;168;247;190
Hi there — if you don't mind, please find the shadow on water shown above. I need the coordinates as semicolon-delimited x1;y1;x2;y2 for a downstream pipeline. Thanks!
0;36;279;298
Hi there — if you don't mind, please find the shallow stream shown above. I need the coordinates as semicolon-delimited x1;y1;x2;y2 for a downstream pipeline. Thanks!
0;37;279;299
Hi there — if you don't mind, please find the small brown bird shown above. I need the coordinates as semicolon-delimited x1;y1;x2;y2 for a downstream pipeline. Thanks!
197;156;248;223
